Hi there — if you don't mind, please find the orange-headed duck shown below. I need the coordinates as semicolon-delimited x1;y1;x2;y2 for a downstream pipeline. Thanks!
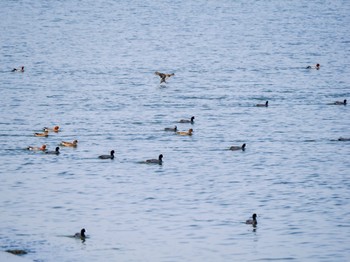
155;71;175;84
246;213;257;226
230;143;246;151
176;128;193;136
164;125;177;132
44;126;60;132
45;147;60;155
256;101;268;107
99;150;115;159
146;154;163;165
11;66;24;72
34;130;49;137
60;140;78;147
27;144;47;151
179;116;195;123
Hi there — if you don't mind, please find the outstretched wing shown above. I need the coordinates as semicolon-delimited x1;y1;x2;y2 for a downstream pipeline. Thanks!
155;71;166;78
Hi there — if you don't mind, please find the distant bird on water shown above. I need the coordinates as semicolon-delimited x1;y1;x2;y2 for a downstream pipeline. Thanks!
176;128;193;136
179;116;195;124
306;63;320;70
45;147;60;155
146;154;163;165
44;126;60;132
155;71;175;84
164;125;177;132
74;228;86;239
98;150;115;159
34;130;49;137
256;101;268;107
27;144;47;151
245;213;257;226
332;99;347;105
11;66;24;72
60;140;78;147
229;143;246;151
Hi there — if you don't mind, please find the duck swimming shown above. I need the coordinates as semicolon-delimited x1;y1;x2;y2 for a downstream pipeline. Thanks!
176;128;193;136
27;144;47;151
146;154;163;165
45;147;60;155
245;213;257;226
155;71;175;84
74;228;86;239
44;126;60;132
34;130;49;137
333;99;347;105
229;143;246;151
164;125;177;132
256;101;268;107
306;63;320;70
60;140;78;147
179;116;195;123
11;66;24;72
98;150;115;159
338;137;350;141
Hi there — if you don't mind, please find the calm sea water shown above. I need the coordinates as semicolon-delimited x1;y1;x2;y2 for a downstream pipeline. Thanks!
1;0;350;261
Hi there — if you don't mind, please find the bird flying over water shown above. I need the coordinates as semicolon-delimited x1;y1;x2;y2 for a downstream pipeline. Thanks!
155;71;175;84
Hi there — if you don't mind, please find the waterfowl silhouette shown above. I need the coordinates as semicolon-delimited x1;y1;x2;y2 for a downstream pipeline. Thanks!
44;126;60;132
333;99;347;105
155;71;175;84
146;154;163;164
27;144;47;151
98;150;115;159
338;137;350;141
34;130;49;137
6;249;27;255
256;101;268;107
11;66;24;72
60;140;78;147
74;228;86;239
179;116;195;123
176;128;193;136
229;143;246;151
246;213;257;226
45;147;60;155
306;63;320;70
164;126;177;132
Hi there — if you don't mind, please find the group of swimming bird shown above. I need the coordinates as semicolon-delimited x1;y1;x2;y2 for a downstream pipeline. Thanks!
25;116;196;163
25;112;246;164
72;213;257;241
28;125;78;155
20;66;348;238
28;126;118;159
25;68;347;159
72;213;256;241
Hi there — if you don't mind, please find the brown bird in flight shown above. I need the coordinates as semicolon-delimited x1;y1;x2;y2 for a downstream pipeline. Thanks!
155;71;175;84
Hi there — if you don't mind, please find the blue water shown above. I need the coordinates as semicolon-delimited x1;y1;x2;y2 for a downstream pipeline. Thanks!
1;1;350;261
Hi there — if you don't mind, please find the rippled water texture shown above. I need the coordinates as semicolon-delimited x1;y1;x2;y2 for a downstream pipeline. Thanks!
1;0;350;261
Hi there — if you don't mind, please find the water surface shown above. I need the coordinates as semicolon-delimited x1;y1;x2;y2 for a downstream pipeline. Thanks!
1;0;350;261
